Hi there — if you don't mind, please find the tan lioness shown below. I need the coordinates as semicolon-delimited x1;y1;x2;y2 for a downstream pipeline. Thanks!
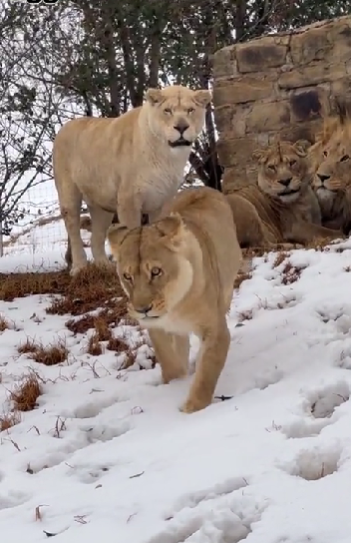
53;85;211;275
226;140;342;248
107;187;242;414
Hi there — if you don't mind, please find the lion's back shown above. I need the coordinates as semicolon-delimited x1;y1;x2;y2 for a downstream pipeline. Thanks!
170;187;242;303
231;185;283;243
53;110;140;187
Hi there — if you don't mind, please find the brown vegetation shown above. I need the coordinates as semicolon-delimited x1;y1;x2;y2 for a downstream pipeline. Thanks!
11;373;41;412
0;314;10;332
46;264;127;316
273;252;306;285
0;411;21;432
0;264;128;318
18;338;68;365
86;333;103;356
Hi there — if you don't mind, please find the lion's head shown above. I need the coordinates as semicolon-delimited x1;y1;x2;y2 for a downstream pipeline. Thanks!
107;214;195;327
313;103;351;205
253;139;312;203
144;85;211;149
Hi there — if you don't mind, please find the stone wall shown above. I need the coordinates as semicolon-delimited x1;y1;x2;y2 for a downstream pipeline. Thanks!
213;15;351;193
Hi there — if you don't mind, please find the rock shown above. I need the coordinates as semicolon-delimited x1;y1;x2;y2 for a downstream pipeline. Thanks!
213;15;351;187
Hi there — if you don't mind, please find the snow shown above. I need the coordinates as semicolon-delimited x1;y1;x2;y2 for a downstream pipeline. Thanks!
2;219;351;542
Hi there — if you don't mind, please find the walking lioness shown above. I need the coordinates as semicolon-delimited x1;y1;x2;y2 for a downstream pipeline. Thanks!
107;187;242;414
53;85;211;274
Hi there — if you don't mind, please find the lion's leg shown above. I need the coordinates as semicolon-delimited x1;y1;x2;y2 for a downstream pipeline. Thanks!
226;194;269;247
117;190;142;229
88;205;114;266
287;221;344;245
148;328;189;383
181;317;230;414
323;218;343;230
148;205;166;224
59;184;87;275
65;237;72;270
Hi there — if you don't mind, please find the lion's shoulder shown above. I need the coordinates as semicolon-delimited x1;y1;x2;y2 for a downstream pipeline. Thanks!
236;184;279;221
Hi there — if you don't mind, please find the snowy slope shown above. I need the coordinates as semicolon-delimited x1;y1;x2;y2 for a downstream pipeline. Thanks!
2;220;351;542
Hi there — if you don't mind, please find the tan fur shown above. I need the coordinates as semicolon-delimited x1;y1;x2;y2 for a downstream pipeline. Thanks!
226;140;343;248
107;187;242;414
312;102;351;234
53;85;211;275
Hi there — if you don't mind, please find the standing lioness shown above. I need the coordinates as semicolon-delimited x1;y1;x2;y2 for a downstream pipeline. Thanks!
107;187;242;414
53;85;211;275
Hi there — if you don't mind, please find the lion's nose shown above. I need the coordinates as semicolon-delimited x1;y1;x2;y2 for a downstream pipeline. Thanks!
135;304;153;315
174;120;189;135
317;173;331;184
279;178;292;187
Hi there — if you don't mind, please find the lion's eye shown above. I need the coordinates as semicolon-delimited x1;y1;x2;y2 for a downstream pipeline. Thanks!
151;267;162;278
164;108;172;115
123;272;132;281
340;154;350;162
323;150;328;157
187;107;195;114
268;165;276;171
289;159;297;167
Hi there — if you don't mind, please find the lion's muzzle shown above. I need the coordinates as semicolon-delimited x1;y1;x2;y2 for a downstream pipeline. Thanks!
168;138;192;148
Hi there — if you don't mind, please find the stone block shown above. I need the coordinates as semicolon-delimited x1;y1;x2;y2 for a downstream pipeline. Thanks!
246;101;290;132
213;105;235;135
289;89;326;123
290;26;333;66
217;136;256;169
212;46;237;79
222;166;254;193
213;77;274;105
277;119;322;145
236;40;287;73
328;21;351;63
279;63;345;90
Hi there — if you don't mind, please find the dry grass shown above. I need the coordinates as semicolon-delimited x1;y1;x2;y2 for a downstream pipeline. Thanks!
272;251;289;268
66;306;136;335
18;338;68;365
106;335;129;352
11;373;41;412
272;252;306;285
0;264;128;319
234;270;252;290
46;264;127;316
86;333;103;356
0;314;10;332
0;411;21;432
0;270;69;302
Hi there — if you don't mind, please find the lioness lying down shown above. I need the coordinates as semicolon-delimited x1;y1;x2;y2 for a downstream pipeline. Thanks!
107;187;242;414
53;84;211;275
226;140;342;248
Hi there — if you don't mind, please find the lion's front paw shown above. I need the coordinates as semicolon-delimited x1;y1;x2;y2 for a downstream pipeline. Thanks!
94;256;114;268
70;261;88;276
180;395;211;414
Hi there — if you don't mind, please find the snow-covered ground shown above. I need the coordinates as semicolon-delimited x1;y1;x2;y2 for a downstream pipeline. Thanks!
2;209;351;542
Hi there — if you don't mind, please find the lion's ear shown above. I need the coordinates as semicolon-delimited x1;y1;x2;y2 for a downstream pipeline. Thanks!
107;223;129;254
194;89;212;107
156;213;186;250
145;88;163;106
252;148;265;163
294;139;311;155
